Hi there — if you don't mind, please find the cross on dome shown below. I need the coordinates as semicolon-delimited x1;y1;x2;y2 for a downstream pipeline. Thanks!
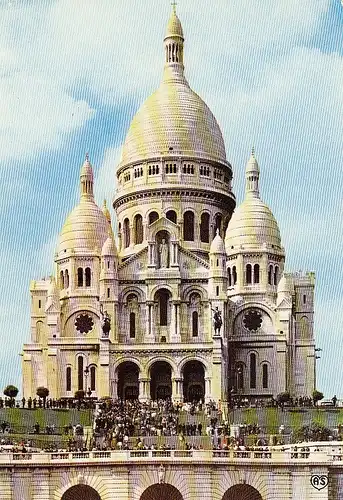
171;1;177;13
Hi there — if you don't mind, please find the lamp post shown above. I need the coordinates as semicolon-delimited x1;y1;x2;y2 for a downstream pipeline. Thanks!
84;365;89;396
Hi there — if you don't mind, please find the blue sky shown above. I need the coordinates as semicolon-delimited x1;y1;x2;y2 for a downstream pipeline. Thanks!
0;0;342;397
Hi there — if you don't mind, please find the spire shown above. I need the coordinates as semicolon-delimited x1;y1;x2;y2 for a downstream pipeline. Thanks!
163;5;186;83
80;153;94;201
245;148;260;199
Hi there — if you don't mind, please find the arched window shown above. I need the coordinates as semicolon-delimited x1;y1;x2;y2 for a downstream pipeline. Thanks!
268;265;273;285
123;218;130;248
149;211;159;225
166;210;177;224
262;364;268;389
246;264;252;284
77;268;83;287
274;266;279;285
303;294;307;304
228;267;232;287
192;311;199;337
66;367;71;392
250;353;256;389
78;356;84;391
60;270;64;289
183;211;194;241
85;267;91;287
214;214;222;237
253;264;260;284
159;291;169;326
65;270;69;288
232;266;237;285
90;366;96;391
200;213;210;243
134;214;143;244
130;312;136;338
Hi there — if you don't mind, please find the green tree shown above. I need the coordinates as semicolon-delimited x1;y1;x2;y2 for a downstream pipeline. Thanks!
3;385;19;406
36;387;49;408
312;390;324;406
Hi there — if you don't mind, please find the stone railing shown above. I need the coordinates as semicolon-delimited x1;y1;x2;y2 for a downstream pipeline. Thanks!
0;449;335;465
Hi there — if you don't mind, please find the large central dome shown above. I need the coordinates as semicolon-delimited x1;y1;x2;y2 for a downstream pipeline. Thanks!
120;80;227;166
119;8;227;168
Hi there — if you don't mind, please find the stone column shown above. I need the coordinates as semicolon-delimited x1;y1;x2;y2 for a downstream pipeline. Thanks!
237;253;244;292
146;301;154;337
171;301;181;342
172;377;183;402
129;224;134;248
205;377;212;403
148;242;156;267
111;377;118;400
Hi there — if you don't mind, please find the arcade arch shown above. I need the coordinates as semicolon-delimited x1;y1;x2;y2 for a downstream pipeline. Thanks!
61;485;101;500
140;483;183;500
117;361;140;400
222;484;263;500
150;361;172;400
182;360;205;402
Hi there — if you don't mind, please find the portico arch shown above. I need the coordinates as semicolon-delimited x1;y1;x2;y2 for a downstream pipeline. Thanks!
61;485;101;500
150;361;172;400
222;484;263;500
117;361;140;400
182;360;205;402
140;483;183;500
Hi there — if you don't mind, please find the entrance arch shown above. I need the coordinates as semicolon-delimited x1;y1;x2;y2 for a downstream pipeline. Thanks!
222;484;263;500
182;360;205;402
117;361;139;400
61;485;101;500
150;361;172;400
140;483;183;500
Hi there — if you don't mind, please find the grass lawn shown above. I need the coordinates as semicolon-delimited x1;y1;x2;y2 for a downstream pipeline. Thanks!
0;408;93;434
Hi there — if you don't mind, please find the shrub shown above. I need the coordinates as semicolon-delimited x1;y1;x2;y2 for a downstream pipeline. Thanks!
36;387;49;408
3;385;19;401
312;390;324;406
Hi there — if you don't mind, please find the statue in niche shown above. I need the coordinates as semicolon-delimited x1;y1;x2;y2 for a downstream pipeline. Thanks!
100;304;111;337
212;307;222;335
158;238;169;268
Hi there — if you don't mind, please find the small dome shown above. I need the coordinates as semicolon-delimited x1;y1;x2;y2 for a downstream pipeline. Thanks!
210;230;226;254
225;198;282;251
165;9;184;39
277;274;292;294
57;200;110;257
80;154;93;178
102;235;117;257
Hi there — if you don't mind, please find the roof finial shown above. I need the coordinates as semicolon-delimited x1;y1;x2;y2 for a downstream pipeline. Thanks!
251;146;255;157
171;0;177;13
85;152;89;162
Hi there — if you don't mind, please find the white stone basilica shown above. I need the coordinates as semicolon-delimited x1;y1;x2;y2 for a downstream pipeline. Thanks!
22;8;316;403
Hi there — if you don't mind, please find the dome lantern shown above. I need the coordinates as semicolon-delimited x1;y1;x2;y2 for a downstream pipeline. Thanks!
80;153;94;201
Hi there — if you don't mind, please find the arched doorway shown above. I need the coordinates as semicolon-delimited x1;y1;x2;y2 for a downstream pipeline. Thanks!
222;484;263;500
117;362;139;400
140;483;183;500
150;361;172;400
61;485;101;500
182;361;205;402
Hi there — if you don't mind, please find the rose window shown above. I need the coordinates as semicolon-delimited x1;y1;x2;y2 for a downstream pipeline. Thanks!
243;310;262;332
75;314;94;334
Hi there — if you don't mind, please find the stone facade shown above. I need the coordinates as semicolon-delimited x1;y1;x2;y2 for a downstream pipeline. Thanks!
21;8;316;402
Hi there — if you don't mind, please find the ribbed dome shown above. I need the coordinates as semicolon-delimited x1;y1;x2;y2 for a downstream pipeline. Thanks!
225;198;282;251
120;81;226;166
210;230;226;254
57;200;110;257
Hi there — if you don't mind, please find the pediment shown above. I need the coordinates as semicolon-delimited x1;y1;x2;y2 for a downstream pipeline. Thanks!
147;216;180;241
45;299;59;314
118;247;149;279
178;247;209;277
276;297;292;309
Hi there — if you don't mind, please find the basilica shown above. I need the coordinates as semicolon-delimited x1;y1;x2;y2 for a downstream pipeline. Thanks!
22;7;316;404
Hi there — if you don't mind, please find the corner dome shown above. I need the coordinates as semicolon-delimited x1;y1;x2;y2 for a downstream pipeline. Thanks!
225;198;282;251
57;201;110;257
57;156;110;258
210;230;226;254
225;150;283;252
